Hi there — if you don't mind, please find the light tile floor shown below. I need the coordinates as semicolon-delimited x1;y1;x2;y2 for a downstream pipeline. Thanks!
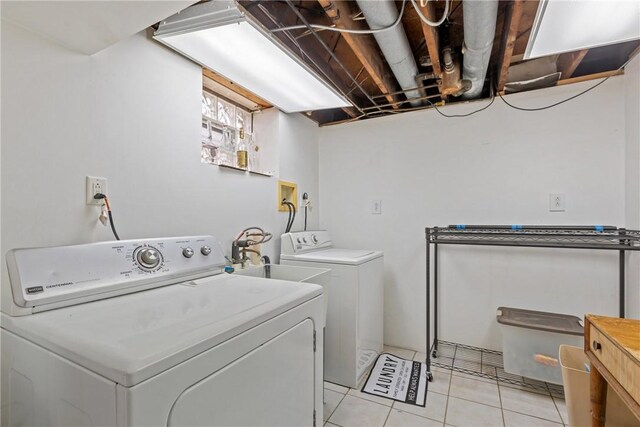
323;346;568;427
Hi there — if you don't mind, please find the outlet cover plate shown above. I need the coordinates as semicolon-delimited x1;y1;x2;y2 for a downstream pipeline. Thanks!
86;176;107;205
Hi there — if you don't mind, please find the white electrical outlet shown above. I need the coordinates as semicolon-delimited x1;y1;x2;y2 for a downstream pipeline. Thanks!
86;176;108;205
549;193;565;212
372;200;382;215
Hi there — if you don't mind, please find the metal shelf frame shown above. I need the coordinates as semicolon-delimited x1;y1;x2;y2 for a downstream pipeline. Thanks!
424;224;640;383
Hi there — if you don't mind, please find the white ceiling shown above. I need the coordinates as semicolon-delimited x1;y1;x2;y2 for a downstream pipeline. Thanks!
0;0;196;55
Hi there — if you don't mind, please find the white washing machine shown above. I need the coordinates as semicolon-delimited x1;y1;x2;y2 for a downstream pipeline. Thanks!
1;236;324;427
280;230;383;388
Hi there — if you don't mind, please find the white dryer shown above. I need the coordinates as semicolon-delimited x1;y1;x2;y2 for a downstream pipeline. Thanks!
1;236;324;427
280;231;383;388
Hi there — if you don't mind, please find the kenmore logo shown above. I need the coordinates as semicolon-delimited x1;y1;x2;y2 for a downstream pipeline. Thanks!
45;282;73;289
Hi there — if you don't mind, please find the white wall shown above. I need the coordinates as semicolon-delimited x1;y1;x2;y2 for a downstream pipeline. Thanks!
319;78;627;352
0;21;319;314
625;54;640;319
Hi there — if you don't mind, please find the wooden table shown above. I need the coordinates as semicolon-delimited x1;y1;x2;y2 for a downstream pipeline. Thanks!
584;314;640;427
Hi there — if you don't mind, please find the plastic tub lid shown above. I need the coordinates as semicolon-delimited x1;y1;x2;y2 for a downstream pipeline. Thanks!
496;307;584;336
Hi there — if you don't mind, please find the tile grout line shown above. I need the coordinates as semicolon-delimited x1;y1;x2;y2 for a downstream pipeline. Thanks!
324;388;348;425
544;380;568;427
497;380;506;427
441;344;456;426
381;401;393;427
549;394;567;426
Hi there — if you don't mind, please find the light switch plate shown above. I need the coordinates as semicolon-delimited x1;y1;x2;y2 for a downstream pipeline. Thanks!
549;193;565;212
372;200;382;215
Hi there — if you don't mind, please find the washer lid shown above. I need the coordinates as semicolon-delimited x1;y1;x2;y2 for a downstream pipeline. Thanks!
1;275;322;387
282;248;383;265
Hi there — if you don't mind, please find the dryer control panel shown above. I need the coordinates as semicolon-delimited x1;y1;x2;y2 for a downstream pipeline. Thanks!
281;230;332;255
6;235;225;312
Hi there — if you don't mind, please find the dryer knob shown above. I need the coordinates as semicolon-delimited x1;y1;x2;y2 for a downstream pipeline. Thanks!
311;235;318;244
201;245;212;256
182;247;194;258
302;237;308;243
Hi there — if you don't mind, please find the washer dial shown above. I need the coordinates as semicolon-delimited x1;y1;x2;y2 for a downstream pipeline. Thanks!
134;246;163;271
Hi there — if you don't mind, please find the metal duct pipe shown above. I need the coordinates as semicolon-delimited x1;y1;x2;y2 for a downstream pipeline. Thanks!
461;0;499;99
356;0;422;107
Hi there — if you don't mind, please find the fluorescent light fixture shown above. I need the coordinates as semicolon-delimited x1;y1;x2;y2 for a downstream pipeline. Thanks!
524;0;640;60
154;1;351;113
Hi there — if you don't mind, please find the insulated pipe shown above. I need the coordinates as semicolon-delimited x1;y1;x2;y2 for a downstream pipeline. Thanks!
461;0;499;99
356;0;422;106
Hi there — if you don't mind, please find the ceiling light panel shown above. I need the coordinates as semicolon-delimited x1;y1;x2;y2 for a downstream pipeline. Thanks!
525;0;640;60
155;2;350;113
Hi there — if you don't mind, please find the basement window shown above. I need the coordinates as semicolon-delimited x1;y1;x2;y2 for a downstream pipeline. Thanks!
201;91;266;174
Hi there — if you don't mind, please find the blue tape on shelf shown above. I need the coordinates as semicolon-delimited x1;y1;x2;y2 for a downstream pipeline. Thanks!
511;225;523;230
595;225;604;232
456;224;466;230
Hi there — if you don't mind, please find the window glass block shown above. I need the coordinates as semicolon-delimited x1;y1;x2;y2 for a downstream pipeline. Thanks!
217;98;235;126
202;93;216;120
235;108;252;134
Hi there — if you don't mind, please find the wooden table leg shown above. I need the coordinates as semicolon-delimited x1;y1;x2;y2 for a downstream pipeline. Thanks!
590;366;607;427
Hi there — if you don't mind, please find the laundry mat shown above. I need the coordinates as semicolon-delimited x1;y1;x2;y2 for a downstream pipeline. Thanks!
362;353;428;407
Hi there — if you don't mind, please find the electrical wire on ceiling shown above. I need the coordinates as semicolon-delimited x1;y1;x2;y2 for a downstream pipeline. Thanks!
345;50;636;122
412;0;450;27
424;92;495;117
271;0;406;34
270;0;450;35
496;54;636;112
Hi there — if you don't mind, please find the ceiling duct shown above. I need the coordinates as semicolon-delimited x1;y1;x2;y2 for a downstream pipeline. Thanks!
461;0;499;99
355;0;422;107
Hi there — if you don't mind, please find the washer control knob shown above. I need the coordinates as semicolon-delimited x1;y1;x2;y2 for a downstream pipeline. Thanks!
201;245;212;256
311;235;318;244
302;237;308;243
137;248;160;269
297;237;302;243
182;247;194;258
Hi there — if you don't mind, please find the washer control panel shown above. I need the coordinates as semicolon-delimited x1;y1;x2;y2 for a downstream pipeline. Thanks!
6;235;225;311
281;230;332;254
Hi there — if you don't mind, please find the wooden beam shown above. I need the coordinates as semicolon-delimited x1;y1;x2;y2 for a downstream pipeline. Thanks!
511;0;541;56
496;0;525;92
557;49;589;79
202;68;272;110
556;69;623;86
416;0;442;78
318;0;399;109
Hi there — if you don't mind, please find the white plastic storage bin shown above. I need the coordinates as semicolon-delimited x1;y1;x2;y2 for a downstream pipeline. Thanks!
497;307;583;385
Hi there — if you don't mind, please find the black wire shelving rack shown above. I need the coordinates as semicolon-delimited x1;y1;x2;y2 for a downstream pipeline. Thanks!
423;224;640;389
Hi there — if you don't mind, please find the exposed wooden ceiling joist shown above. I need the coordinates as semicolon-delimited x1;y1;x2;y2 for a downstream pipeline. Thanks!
317;0;400;109
209;0;635;125
557;49;589;80
512;0;541;57
416;0;443;94
556;69;623;86
496;0;524;92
